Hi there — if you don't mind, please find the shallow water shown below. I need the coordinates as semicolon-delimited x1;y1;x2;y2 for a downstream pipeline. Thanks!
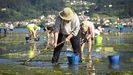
0;27;132;33
0;28;133;75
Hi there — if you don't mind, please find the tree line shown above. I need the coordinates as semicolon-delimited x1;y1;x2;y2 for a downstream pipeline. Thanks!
0;0;132;22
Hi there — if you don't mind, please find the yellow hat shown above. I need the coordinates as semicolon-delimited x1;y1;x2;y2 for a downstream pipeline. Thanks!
59;7;74;20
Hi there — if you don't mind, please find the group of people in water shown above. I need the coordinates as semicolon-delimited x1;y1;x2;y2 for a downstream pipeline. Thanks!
26;7;104;64
0;22;14;35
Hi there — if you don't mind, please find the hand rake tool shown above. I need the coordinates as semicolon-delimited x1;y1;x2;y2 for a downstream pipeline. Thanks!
21;41;65;65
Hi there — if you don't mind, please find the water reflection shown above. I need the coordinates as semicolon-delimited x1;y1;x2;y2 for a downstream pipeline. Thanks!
52;65;62;74
103;33;133;44
28;43;36;58
27;43;40;60
92;45;121;71
109;64;119;70
86;61;96;75
0;33;7;38
51;63;96;75
68;65;79;75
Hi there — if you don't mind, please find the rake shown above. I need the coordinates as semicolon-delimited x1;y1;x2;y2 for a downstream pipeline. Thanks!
21;41;65;65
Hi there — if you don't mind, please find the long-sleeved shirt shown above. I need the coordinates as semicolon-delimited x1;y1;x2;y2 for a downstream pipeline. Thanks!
53;13;80;36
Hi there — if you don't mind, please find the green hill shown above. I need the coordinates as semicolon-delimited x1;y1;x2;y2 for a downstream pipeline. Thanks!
0;0;132;22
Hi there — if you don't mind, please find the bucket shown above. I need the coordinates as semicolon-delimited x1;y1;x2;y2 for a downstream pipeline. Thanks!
95;36;103;45
108;54;119;65
66;51;79;65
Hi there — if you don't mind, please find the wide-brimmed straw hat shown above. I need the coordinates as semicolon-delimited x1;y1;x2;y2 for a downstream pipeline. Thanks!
59;7;74;20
